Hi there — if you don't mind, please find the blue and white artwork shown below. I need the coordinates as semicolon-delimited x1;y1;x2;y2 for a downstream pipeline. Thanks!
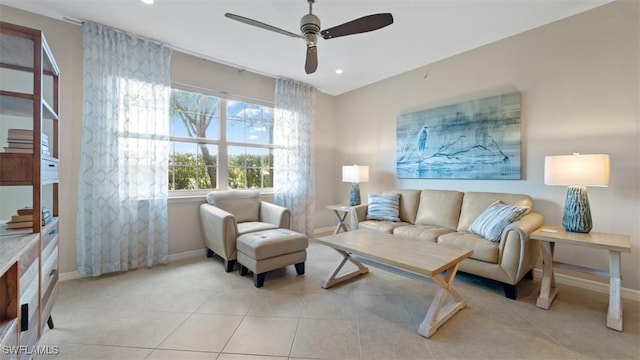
396;92;521;179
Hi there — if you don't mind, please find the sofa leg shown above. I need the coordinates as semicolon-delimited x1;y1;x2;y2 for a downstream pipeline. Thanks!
295;262;305;275
524;269;534;280
206;248;214;258
503;284;517;300
254;273;266;288
240;265;248;276
224;260;236;273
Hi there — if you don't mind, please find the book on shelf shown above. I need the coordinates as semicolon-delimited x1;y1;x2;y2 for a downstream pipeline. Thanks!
16;207;34;215
3;147;33;153
6;221;34;229
6;141;33;149
13;207;49;216
7;128;33;140
6;211;51;229
11;214;33;222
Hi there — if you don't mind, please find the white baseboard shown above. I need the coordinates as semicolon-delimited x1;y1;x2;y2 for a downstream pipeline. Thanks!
59;248;206;282
532;269;640;302
168;248;206;262
312;226;334;237
58;249;640;302
59;270;82;282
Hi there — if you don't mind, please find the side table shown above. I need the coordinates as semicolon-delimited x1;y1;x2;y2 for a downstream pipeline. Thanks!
326;204;365;235
530;226;631;331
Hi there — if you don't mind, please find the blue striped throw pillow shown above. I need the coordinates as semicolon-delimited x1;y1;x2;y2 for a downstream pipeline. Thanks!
366;193;401;222
469;201;528;242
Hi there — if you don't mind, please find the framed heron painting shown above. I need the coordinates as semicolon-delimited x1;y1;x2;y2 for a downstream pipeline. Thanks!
396;92;521;179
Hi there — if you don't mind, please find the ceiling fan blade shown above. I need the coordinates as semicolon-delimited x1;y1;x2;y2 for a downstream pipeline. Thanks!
225;13;301;38
320;13;393;40
305;46;318;74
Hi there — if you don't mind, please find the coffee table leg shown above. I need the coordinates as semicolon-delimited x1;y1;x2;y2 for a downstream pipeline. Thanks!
607;250;623;331
536;241;558;309
321;249;369;288
418;262;466;338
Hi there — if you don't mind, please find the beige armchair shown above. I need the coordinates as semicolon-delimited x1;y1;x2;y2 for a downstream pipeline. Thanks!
200;190;291;272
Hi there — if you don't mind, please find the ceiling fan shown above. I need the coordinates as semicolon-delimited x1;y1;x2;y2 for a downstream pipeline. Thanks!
225;0;393;74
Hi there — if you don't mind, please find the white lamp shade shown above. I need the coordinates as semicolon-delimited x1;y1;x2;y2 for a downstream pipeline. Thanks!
544;154;610;187
342;165;369;183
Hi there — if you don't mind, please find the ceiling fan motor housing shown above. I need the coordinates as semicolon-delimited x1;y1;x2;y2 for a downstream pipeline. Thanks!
301;13;320;45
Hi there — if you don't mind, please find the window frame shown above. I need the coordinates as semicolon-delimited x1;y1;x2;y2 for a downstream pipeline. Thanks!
168;83;275;198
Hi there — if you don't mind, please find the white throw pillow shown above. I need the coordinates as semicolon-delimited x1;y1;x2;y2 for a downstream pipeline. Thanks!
469;201;528;242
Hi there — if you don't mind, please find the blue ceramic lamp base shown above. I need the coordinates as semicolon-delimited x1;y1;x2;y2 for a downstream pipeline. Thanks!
349;183;361;206
562;185;593;233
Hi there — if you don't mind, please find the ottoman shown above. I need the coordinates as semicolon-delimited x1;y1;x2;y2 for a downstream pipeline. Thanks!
236;228;309;287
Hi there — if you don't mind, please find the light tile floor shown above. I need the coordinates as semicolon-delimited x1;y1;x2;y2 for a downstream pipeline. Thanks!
38;240;640;360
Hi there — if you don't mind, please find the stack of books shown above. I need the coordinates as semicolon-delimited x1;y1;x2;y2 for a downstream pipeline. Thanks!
3;129;50;155
42;133;50;157
5;207;51;229
4;128;33;153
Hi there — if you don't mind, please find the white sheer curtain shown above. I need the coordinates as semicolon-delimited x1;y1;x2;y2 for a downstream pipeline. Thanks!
273;78;316;236
76;22;172;276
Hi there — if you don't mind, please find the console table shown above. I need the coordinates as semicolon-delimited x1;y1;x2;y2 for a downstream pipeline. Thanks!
530;226;631;331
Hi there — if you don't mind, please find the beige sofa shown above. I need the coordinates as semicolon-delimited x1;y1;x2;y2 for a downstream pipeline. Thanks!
355;189;544;299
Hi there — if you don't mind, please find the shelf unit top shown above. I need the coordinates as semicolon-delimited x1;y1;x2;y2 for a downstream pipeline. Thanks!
0;26;59;76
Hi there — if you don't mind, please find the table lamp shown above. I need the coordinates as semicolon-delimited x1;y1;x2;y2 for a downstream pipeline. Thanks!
342;165;369;206
544;153;610;233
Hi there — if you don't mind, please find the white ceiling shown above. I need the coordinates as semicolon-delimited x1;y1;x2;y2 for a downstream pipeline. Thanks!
2;0;612;95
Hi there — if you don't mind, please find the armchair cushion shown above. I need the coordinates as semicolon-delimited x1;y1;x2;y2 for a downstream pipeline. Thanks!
207;189;260;223
238;221;278;235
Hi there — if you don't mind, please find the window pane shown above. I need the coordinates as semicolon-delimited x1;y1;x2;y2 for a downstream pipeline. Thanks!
197;143;218;189
169;141;217;190
228;146;272;189
171;89;219;140
227;100;273;144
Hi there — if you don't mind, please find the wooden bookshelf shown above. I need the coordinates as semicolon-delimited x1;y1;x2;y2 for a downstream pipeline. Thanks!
0;21;60;357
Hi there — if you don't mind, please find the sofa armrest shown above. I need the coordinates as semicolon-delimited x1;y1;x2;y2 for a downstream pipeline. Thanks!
354;205;369;222
260;201;291;229
200;203;238;260
498;212;545;283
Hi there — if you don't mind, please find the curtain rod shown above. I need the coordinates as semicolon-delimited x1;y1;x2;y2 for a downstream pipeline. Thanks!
62;15;276;80
61;15;315;93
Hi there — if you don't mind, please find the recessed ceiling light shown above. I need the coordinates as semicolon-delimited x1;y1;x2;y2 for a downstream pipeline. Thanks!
335;69;344;74
141;0;154;4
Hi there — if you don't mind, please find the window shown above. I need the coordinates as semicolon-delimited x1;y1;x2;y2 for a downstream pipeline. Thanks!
168;87;274;194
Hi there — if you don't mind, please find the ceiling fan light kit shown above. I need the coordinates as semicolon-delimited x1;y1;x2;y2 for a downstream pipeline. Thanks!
225;0;393;74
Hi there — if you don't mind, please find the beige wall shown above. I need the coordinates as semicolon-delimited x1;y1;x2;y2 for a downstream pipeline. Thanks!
334;0;639;290
0;5;339;275
2;1;638;291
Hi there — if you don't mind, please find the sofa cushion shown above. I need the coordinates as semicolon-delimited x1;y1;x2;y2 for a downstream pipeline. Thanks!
469;201;529;242
207;190;261;223
437;232;499;264
367;193;401;221
383;189;421;224
359;220;410;234
415;190;463;230
392;225;455;242
457;192;533;232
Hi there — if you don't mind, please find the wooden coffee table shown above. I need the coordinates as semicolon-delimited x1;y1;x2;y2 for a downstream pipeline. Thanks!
317;230;473;338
